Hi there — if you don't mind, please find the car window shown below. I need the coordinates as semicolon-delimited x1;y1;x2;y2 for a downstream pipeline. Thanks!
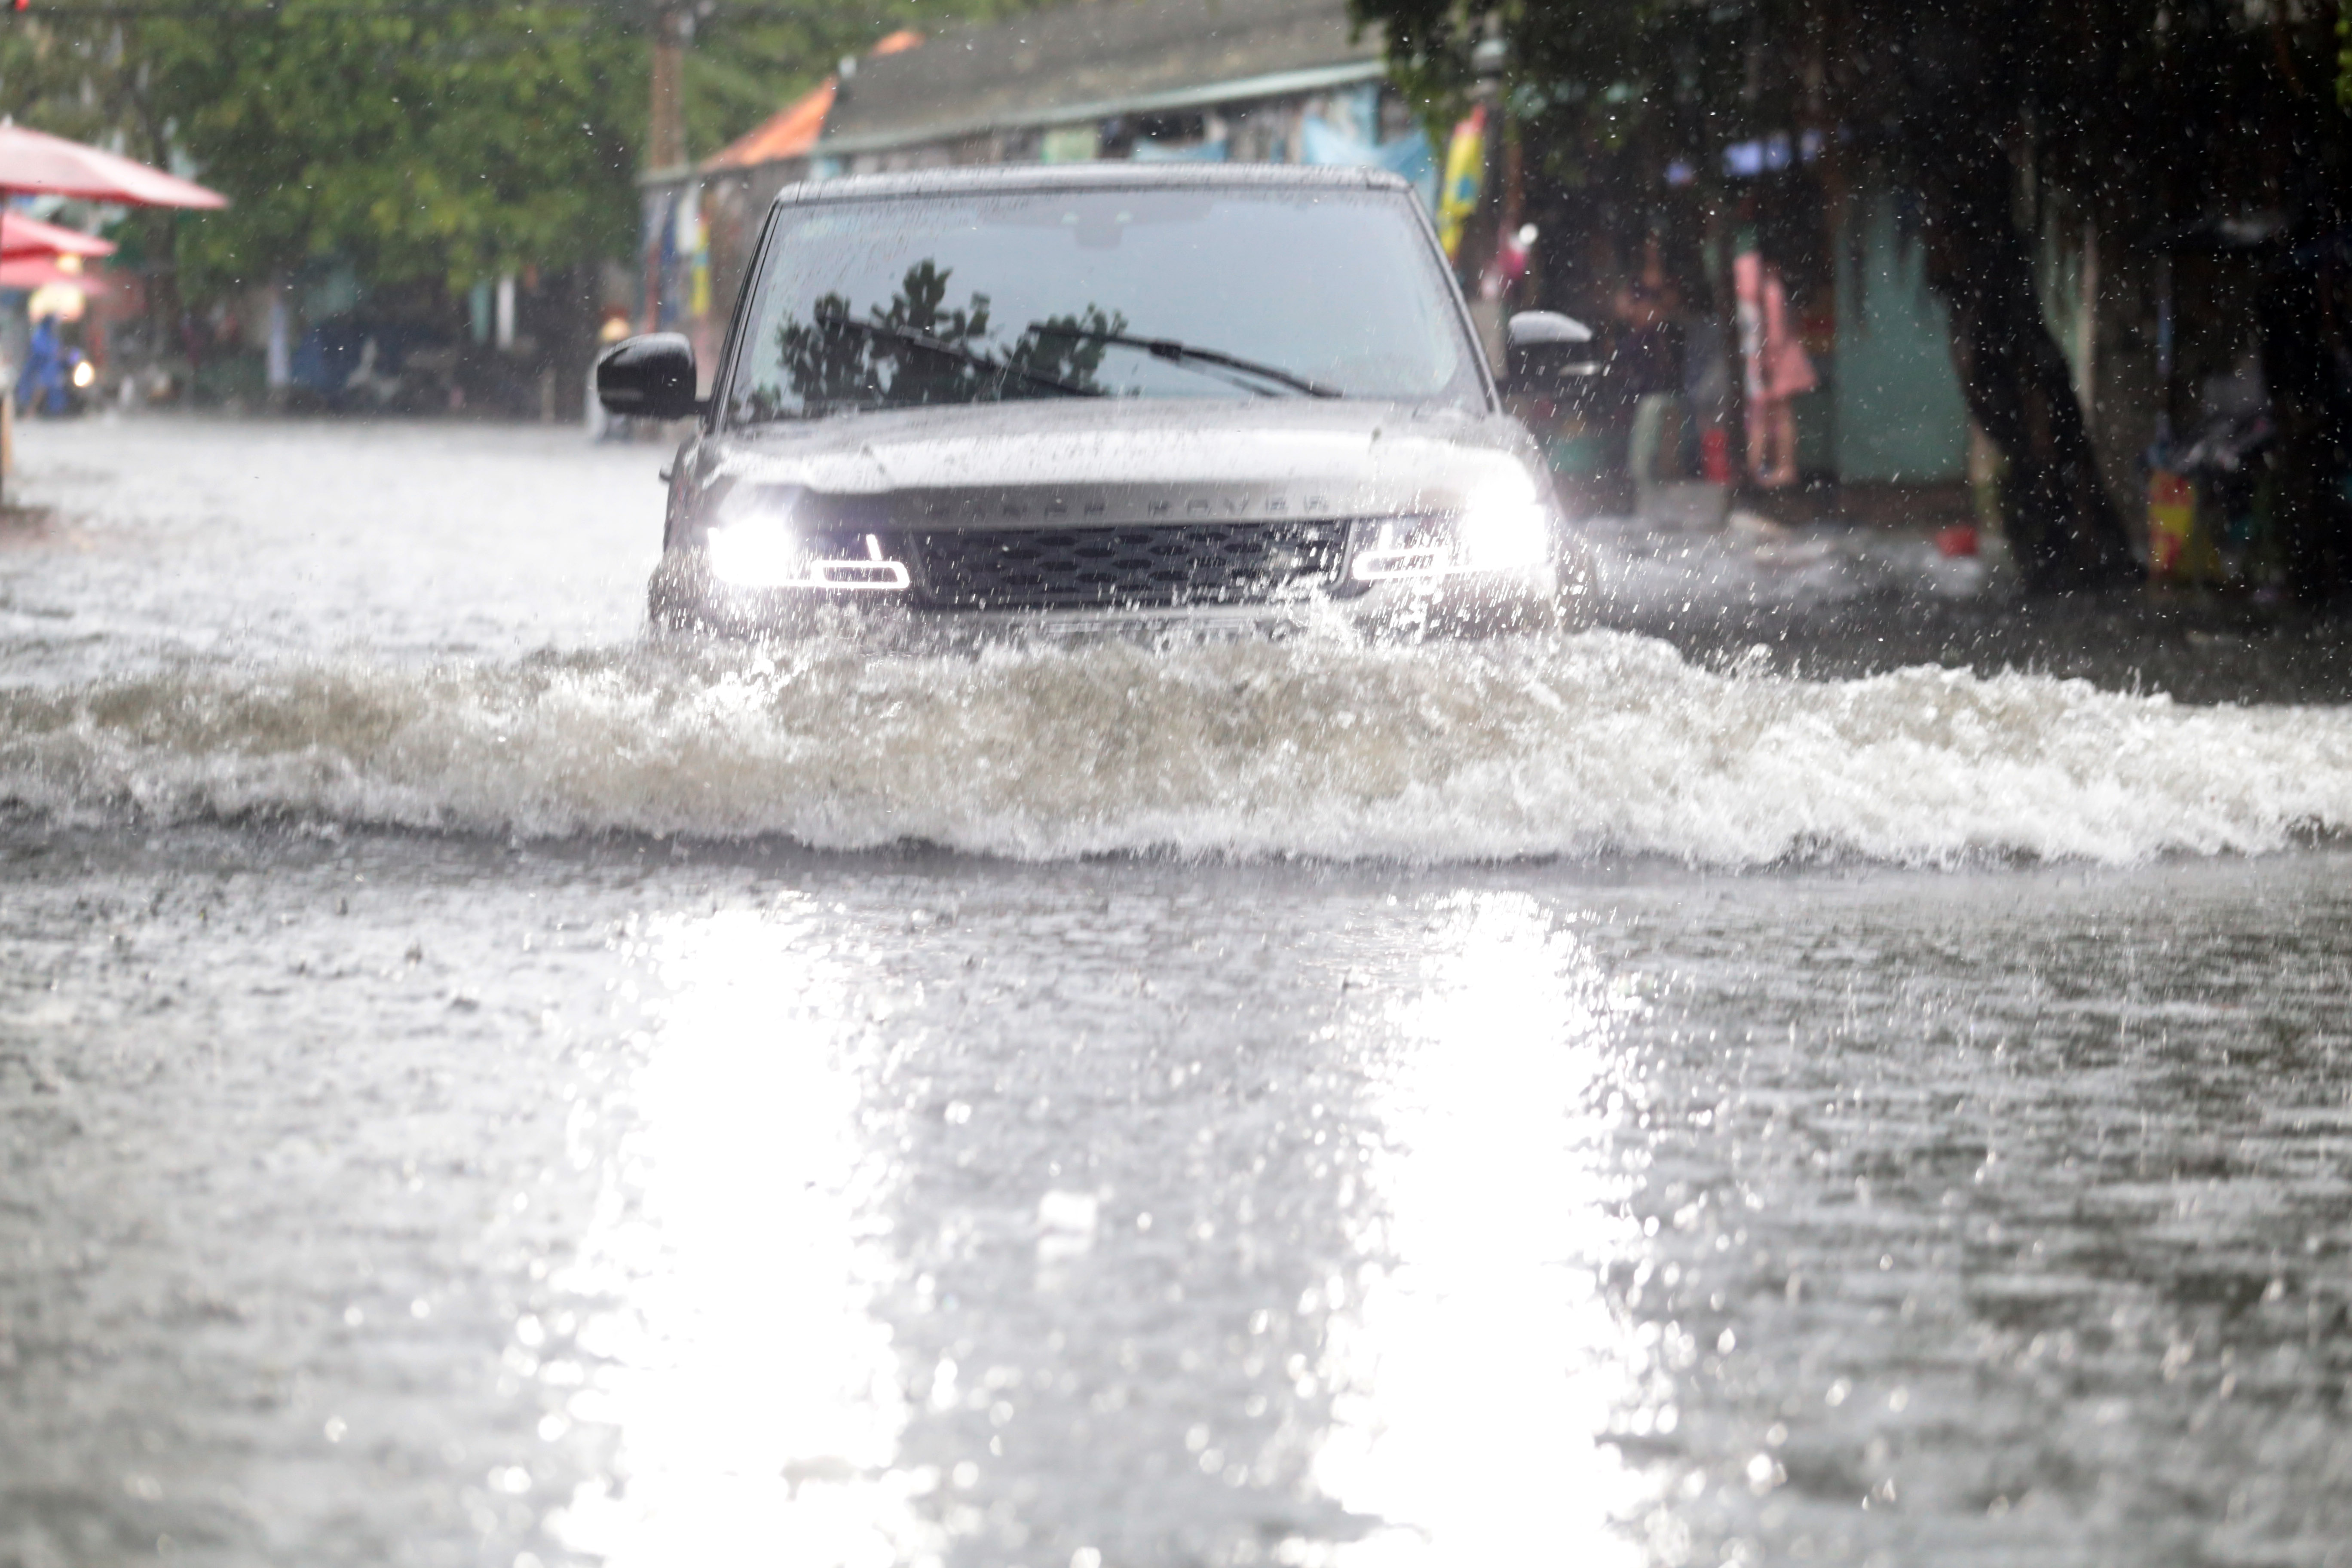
724;186;1483;423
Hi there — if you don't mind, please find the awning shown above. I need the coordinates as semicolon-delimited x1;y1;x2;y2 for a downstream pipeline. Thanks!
0;121;226;208
1;211;116;262
698;30;925;176
704;79;839;174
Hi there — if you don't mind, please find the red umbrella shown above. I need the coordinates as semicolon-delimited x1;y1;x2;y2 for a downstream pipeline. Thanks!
0;120;225;208
0;211;115;262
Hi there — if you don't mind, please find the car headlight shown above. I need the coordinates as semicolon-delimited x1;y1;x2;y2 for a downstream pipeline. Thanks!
706;522;802;588
1350;489;1556;583
702;484;910;592
1456;489;1553;571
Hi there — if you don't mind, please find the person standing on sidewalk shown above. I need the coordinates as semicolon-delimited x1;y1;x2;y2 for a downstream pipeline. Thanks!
1734;235;1817;488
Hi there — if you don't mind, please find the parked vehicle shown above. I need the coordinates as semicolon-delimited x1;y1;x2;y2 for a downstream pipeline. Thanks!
598;164;1591;637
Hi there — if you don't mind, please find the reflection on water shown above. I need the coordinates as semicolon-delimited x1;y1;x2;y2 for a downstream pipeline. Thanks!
537;883;1680;1566
4;837;2350;1566
551;906;934;1567
1320;893;1651;1565
845;881;1387;1568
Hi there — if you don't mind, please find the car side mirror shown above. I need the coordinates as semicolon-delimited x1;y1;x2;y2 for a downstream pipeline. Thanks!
597;332;700;420
1499;311;1602;398
1508;311;1594;349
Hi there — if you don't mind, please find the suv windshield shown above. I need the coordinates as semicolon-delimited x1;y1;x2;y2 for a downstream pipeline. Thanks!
723;185;1484;423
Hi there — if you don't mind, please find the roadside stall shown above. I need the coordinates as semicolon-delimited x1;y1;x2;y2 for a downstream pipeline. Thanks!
0;210;117;475
0;120;224;503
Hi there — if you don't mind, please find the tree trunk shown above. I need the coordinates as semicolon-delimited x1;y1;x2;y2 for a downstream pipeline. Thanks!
649;6;688;175
147;207;182;392
1907;124;2138;593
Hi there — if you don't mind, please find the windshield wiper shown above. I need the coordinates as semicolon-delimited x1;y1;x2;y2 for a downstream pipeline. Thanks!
1027;325;1342;398
836;317;1105;399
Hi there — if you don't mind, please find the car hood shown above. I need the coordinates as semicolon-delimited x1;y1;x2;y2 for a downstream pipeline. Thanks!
696;398;1546;525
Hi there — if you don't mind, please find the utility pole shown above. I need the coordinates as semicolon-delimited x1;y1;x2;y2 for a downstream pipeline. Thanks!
649;4;687;176
642;3;689;334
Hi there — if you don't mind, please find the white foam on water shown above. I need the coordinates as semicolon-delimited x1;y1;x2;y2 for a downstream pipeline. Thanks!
3;629;2348;865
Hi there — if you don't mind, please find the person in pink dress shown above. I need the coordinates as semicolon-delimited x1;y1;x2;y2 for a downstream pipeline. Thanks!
1733;242;1818;488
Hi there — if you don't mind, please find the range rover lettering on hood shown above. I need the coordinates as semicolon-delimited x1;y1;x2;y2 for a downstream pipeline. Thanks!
906;492;1343;524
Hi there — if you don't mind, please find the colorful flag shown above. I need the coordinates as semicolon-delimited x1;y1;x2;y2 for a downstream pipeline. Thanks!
1436;105;1488;259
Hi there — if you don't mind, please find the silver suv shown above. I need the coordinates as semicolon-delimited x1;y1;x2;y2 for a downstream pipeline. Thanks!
598;163;1589;636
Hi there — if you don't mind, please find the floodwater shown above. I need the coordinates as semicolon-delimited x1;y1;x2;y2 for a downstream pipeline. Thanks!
2;417;2349;1568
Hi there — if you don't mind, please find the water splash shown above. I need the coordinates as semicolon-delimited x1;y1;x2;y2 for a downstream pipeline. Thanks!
3;630;2346;865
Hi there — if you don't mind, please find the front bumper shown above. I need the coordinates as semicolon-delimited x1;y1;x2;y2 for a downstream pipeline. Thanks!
649;548;1585;642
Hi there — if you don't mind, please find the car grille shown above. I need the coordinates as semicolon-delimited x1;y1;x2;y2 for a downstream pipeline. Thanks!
892;522;1350;611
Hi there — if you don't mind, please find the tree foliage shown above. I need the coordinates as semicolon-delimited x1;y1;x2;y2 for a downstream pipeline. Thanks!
0;0;1038;297
2340;4;2351;110
2;2;641;292
1358;0;2347;239
186;3;647;293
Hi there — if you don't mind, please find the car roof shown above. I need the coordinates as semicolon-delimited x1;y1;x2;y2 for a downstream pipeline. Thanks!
772;161;1412;209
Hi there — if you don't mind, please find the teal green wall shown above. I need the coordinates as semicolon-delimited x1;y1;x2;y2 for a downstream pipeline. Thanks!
1834;202;1971;482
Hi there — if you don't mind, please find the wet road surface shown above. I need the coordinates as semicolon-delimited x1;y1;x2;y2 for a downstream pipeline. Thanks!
2;418;2349;1568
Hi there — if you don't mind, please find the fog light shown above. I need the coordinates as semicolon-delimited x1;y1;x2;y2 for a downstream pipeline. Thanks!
809;534;912;589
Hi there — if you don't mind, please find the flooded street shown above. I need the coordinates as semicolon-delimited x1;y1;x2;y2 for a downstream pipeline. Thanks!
4;419;2351;1568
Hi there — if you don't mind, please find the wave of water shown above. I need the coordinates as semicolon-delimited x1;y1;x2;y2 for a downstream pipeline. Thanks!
3;630;2348;864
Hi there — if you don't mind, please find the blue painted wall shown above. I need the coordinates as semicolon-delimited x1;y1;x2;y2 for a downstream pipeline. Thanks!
1834;201;1971;482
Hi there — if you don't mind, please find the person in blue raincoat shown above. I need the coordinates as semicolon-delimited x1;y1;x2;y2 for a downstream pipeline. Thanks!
16;314;69;416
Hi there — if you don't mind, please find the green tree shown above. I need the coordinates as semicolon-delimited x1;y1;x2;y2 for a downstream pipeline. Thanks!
1356;0;2351;596
0;0;1039;301
2341;6;2352;110
0;2;640;297
165;2;640;294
